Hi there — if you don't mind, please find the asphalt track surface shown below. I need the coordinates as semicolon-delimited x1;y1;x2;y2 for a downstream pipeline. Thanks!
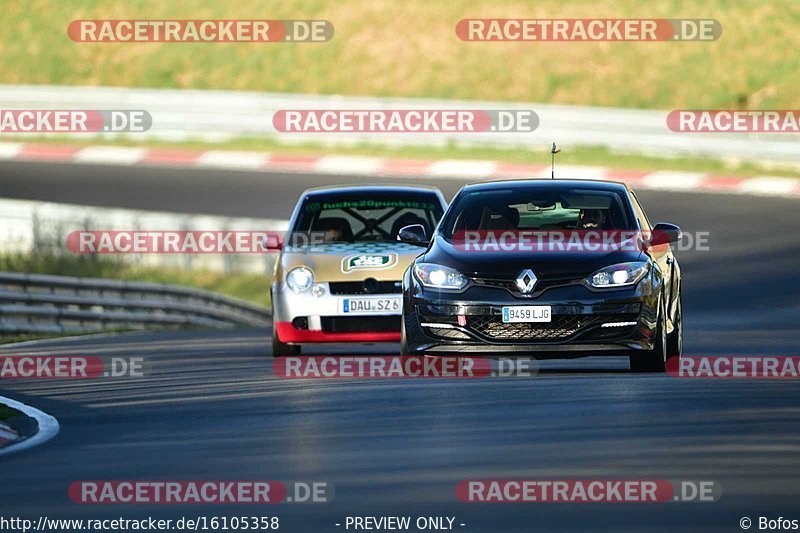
1;161;800;532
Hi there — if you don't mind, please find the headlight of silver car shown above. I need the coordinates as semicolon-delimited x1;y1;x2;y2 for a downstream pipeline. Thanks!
286;266;314;293
587;261;649;288
413;263;468;290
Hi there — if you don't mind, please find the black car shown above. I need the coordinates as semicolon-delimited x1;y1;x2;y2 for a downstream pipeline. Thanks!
399;179;682;372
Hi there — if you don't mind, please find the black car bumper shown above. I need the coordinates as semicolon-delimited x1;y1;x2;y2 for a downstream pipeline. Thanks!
403;271;661;357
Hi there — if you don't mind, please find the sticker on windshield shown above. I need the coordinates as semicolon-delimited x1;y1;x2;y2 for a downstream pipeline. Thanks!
342;253;397;272
306;199;437;211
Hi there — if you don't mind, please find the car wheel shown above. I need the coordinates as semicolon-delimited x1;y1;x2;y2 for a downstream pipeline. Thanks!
272;325;300;357
630;297;667;373
400;312;412;356
666;293;683;358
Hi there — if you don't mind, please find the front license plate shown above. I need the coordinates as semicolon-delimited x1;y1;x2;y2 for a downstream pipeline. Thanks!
502;306;552;323
341;296;401;315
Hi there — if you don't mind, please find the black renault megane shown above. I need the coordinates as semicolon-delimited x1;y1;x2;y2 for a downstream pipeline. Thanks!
398;179;682;372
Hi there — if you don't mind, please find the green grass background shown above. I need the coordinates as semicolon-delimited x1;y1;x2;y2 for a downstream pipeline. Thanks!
0;0;796;109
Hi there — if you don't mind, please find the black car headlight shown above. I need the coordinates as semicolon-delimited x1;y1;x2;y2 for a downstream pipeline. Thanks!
413;263;468;290
587;261;649;288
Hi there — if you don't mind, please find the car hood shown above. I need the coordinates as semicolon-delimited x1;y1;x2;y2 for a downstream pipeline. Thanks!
280;242;425;282
423;237;644;278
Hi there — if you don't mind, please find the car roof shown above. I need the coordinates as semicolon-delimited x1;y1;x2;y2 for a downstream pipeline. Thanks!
303;184;443;197
461;178;631;193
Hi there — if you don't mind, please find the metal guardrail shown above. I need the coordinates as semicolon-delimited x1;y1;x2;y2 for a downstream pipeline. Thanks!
0;197;288;274
0;272;271;334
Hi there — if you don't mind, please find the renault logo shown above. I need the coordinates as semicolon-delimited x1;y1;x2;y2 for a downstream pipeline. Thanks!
516;269;538;294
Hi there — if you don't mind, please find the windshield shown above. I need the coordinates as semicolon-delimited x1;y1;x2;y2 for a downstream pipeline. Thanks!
442;187;634;237
293;192;444;243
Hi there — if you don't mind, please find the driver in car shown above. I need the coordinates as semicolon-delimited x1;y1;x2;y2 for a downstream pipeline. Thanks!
577;208;607;230
323;227;343;243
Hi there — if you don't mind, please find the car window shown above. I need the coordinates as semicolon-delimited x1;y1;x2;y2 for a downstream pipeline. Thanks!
629;191;652;231
444;188;633;236
293;193;444;243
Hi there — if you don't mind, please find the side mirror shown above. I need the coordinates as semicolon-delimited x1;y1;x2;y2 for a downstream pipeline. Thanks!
649;223;682;245
261;233;284;251
397;224;428;246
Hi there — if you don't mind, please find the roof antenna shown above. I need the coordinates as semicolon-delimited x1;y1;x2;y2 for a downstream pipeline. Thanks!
550;142;560;179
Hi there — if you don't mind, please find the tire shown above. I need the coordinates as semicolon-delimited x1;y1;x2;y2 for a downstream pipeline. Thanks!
400;312;412;356
666;293;683;358
630;297;667;373
272;325;300;357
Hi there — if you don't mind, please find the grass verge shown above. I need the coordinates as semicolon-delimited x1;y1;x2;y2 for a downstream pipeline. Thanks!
0;253;270;306
1;1;799;110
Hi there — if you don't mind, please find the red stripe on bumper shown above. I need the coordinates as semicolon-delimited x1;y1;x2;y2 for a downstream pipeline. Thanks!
274;322;400;343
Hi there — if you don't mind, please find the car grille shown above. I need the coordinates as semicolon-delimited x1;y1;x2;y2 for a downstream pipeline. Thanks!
328;280;402;295
321;316;400;333
466;313;638;342
470;276;581;297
